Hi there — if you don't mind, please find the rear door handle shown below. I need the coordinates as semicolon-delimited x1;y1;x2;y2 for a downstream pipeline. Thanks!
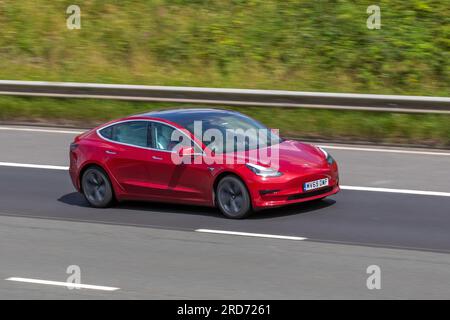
152;156;163;161
106;150;117;155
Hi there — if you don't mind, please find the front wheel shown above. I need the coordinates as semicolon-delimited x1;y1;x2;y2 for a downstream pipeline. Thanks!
216;176;252;219
81;167;114;208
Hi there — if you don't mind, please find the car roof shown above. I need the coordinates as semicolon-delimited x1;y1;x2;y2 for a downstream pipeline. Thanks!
135;108;241;123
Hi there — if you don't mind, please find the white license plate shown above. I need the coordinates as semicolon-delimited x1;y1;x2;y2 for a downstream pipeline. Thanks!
303;178;329;192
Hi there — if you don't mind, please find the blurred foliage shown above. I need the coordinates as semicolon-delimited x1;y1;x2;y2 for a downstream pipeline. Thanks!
0;0;448;95
1;96;449;148
0;1;448;147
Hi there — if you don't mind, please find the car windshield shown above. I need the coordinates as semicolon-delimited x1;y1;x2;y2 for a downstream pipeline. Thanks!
165;111;283;154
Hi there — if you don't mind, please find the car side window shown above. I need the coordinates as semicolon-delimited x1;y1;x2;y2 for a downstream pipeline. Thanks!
99;126;113;140
101;121;149;148
150;122;177;151
150;122;200;152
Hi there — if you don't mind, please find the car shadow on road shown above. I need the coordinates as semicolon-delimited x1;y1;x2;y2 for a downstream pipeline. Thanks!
58;192;222;218
249;199;336;220
58;192;91;208
58;192;336;220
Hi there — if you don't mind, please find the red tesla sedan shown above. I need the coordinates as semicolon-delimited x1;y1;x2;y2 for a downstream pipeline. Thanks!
69;109;339;218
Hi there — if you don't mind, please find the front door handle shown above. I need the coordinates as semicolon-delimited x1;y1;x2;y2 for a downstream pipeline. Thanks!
152;156;163;161
105;150;117;155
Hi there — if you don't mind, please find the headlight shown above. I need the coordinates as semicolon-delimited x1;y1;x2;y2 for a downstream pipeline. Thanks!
245;163;283;177
318;147;335;165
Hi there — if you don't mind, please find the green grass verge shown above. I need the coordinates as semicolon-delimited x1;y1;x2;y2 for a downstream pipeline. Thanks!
1;96;449;148
0;1;448;96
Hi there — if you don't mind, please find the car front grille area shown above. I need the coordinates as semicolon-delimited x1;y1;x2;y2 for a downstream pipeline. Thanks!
287;186;334;201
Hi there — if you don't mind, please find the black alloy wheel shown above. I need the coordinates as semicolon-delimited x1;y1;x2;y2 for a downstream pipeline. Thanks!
81;167;114;208
217;176;251;219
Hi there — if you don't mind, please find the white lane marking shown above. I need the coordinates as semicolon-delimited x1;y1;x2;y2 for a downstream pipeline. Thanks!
5;277;119;291
0;126;83;134
0;161;449;197
196;229;307;241
0;162;68;170
319;145;450;156
341;186;450;197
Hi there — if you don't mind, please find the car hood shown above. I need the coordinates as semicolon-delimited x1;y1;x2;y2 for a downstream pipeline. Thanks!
229;140;326;172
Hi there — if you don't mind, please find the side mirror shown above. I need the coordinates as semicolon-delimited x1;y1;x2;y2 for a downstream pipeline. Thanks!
270;128;280;135
270;128;284;140
178;146;197;158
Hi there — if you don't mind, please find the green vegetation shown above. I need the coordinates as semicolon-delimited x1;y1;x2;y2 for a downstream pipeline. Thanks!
1;96;449;148
0;1;448;147
0;0;448;95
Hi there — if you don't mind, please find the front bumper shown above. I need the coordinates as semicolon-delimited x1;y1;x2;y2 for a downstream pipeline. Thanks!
253;184;340;210
248;164;340;210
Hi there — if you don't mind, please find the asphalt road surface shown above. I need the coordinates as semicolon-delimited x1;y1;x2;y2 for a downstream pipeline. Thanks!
0;125;449;299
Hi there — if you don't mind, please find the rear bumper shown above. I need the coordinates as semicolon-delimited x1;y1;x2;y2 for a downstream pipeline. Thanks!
69;149;82;192
69;165;80;191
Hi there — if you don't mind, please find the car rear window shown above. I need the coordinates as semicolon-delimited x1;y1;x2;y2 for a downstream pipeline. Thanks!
99;121;149;148
99;126;113;140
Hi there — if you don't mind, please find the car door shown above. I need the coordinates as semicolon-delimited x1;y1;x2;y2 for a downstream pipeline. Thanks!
98;120;154;197
147;121;212;204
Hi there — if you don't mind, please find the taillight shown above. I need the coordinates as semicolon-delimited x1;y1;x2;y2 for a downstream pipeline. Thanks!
70;143;79;152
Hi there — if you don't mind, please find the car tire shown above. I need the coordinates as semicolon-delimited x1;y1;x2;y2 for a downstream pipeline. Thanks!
81;167;114;208
216;176;252;219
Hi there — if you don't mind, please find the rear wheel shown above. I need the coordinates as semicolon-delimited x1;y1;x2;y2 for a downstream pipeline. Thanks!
216;176;252;219
81;167;114;208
